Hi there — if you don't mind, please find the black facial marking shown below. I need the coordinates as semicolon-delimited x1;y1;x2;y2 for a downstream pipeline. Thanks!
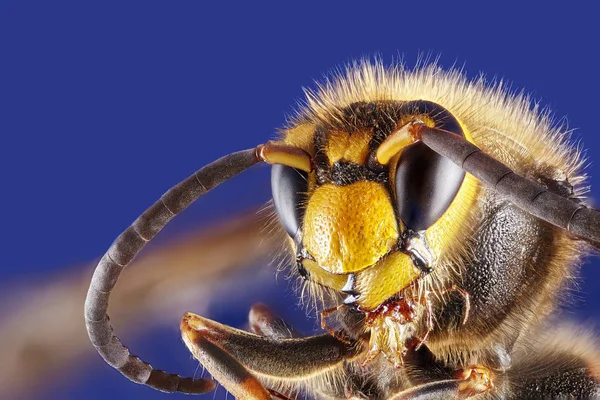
297;261;310;280
341;274;359;296
312;102;400;186
328;161;387;186
313;126;330;171
295;247;314;280
409;253;432;274
342;102;379;130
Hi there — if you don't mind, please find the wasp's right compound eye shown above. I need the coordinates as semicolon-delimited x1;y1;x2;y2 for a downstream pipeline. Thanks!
271;164;308;241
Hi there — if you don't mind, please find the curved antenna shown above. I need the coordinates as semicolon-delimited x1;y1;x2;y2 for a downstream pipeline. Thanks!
84;148;261;393
411;123;600;246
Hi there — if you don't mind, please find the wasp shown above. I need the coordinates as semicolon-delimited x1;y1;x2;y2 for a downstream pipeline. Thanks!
85;61;600;399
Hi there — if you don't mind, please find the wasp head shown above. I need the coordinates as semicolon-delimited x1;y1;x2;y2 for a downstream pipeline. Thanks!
270;100;477;310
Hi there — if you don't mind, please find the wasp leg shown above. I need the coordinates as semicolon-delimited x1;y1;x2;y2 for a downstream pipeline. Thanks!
321;305;352;344
387;380;464;400
456;366;494;397
414;297;434;351
387;368;493;400
249;304;377;400
505;326;600;398
403;341;454;385
390;347;493;400
249;303;303;339
248;304;303;399
181;312;357;399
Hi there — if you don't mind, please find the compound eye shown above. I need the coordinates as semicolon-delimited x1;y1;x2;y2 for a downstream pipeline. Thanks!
271;164;308;240
394;101;466;231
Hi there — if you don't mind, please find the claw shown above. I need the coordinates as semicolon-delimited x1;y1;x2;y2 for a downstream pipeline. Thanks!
457;365;494;398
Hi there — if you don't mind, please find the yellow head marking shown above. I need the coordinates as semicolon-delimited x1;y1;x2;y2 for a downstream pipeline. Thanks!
325;130;372;165
354;252;421;310
303;181;398;274
282;122;316;155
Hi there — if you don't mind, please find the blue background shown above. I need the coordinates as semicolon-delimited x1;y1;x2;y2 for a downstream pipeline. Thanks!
2;2;600;399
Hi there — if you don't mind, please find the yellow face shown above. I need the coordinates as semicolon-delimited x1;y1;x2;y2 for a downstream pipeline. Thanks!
303;181;399;275
278;101;479;311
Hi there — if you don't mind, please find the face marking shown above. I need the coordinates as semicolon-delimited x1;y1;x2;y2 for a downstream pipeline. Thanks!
303;181;399;275
280;100;479;310
281;122;316;155
326;129;372;165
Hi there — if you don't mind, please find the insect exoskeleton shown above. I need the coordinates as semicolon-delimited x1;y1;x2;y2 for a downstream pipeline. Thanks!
86;60;600;399
261;63;598;397
271;99;476;374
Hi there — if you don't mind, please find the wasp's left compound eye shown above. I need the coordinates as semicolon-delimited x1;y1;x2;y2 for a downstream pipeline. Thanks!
394;101;466;231
271;164;308;241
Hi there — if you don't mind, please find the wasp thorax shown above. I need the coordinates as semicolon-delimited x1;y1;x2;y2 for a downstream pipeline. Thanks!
302;181;398;274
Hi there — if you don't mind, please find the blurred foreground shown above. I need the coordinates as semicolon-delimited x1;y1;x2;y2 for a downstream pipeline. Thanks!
0;213;293;399
2;210;599;399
